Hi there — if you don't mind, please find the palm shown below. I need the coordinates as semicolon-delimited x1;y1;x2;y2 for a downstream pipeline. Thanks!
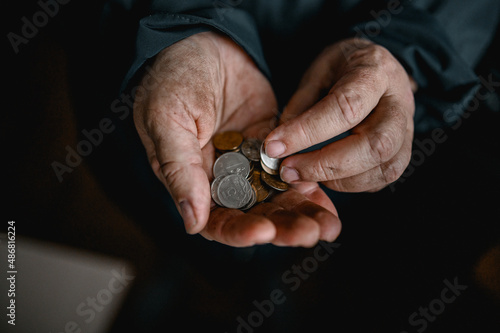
201;95;341;248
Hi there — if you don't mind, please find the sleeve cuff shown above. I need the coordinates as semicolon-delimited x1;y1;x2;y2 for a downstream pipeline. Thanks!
348;5;480;132
121;8;269;93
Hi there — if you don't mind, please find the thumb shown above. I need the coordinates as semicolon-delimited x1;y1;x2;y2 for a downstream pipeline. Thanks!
136;111;211;234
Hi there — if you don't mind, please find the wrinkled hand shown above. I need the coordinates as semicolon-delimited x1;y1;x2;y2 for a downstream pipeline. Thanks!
265;38;416;192
133;31;341;247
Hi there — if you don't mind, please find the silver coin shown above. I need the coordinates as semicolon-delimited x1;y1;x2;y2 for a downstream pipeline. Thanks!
217;174;253;209
260;142;282;172
210;175;225;207
241;138;261;162
213;152;251;178
241;185;257;211
260;159;279;175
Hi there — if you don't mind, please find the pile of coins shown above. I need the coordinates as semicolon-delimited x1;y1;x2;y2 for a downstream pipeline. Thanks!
211;131;289;210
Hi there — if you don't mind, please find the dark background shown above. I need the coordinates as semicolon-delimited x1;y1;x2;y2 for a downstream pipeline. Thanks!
4;1;500;332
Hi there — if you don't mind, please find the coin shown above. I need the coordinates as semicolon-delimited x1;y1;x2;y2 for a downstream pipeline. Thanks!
241;184;257;210
213;152;251;178
260;142;282;173
213;131;244;152
260;159;279;175
210;175;225;206
249;169;260;185
256;187;271;202
241;138;261;162
246;161;255;180
250;170;271;202
210;131;289;210
261;171;289;192
217;174;253;209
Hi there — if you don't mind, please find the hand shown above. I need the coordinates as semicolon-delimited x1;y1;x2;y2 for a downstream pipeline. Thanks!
264;38;416;192
133;31;341;247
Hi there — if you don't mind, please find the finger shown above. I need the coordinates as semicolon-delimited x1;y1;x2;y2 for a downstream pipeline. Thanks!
271;185;341;242
292;182;341;241
264;66;388;159
292;181;337;215
251;188;337;247
200;208;276;247
322;127;413;192
249;201;320;247
135;108;211;235
280;95;409;183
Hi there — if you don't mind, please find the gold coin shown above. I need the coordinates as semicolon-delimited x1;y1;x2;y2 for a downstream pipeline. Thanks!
250;169;261;185
261;171;289;192
213;131;244;152
249;170;270;202
257;188;271;202
256;184;271;202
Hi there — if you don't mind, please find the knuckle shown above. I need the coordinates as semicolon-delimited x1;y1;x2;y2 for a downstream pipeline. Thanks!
366;44;393;70
307;150;338;182
290;117;321;149
367;131;397;164
330;88;364;128
160;161;186;193
350;44;395;84
348;43;383;65
305;162;328;182
368;44;389;62
380;160;405;184
314;160;333;181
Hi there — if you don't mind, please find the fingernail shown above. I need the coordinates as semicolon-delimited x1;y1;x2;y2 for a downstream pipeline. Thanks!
179;200;197;233
266;140;286;158
281;166;299;183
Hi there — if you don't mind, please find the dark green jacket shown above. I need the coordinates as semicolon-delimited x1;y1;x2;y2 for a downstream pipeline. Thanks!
101;0;499;132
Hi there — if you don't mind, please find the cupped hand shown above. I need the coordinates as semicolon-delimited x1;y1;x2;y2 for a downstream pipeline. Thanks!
264;38;416;192
133;31;341;247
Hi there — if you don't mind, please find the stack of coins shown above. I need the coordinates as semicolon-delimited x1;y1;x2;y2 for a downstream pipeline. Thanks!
211;131;289;210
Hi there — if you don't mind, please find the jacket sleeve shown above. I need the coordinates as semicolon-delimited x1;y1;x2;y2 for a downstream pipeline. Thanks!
346;0;499;132
110;0;269;93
